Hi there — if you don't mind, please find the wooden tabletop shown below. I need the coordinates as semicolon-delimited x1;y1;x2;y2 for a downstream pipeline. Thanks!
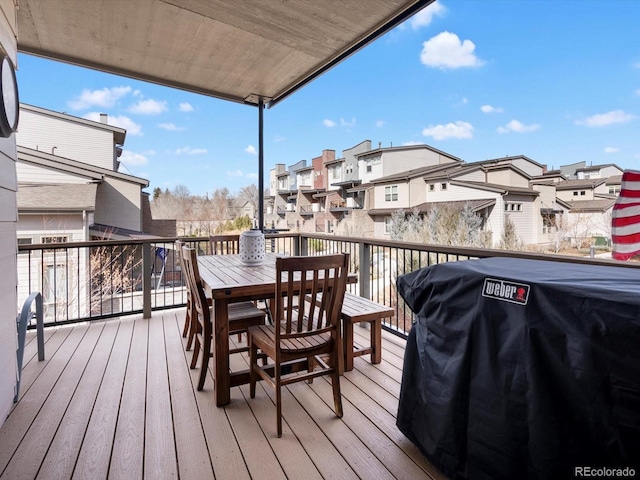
197;253;280;301
197;253;356;302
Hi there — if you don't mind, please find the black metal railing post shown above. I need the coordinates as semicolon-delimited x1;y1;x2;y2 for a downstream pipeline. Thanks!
142;241;152;318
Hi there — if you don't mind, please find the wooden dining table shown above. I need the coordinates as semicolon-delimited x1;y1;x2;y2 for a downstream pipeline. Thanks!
196;253;277;406
197;252;356;406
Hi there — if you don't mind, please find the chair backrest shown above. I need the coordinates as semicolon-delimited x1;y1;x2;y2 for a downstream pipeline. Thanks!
274;253;350;339
209;234;240;255
181;245;210;323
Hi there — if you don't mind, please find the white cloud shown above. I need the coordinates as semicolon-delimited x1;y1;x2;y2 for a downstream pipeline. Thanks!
481;104;503;114
245;145;258;155
179;102;194;112
376;120;385;128
128;98;168;115
246;172;258;179
403;141;423;146
119;150;149;166
142;149;156;155
159;123;185;131
420;31;484;70
83;112;143;136
323;119;336;127
604;147;620;154
175;146;207;155
273;135;286;142
497;119;540;134
422;121;474;140
227;170;243;177
409;2;446;30
68;86;132;110
340;117;356;127
575;110;636;127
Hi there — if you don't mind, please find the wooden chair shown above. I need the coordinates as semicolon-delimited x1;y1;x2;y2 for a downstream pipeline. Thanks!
181;246;265;390
209;234;240;255
248;253;350;437
175;240;195;348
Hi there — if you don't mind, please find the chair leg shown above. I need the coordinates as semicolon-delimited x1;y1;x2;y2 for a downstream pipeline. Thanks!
197;334;211;391
307;355;315;384
186;302;197;351
331;352;343;418
276;365;282;437
249;338;257;399
182;300;191;338
190;337;200;369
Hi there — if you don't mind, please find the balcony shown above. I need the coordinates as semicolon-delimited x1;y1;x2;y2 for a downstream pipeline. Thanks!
7;233;637;479
1;309;446;479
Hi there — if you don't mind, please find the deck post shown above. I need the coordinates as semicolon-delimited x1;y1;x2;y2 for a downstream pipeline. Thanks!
359;241;370;299
142;242;152;318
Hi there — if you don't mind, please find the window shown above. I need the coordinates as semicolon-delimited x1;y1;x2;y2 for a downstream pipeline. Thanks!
580;191;586;196
441;183;447;191
429;184;435;192
43;264;68;320
573;191;579;196
366;165;372;173
505;202;522;212
42;236;68;244
17;238;32;245
609;186;620;194
385;185;398;202
384;217;392;234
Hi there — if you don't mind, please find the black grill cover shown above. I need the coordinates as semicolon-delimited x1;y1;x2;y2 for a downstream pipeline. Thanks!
396;257;640;480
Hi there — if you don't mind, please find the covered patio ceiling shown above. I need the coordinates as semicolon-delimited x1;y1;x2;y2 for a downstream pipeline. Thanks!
16;0;434;108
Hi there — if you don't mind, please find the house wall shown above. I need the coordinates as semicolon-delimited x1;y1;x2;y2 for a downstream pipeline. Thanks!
16;213;88;321
503;193;538;245
511;157;545;177
16;161;90;184
0;0;19;424
95;178;142;231
17;108;116;170
486;168;530;188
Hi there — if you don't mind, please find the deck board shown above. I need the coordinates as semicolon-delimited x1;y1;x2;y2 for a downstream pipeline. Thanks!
0;309;445;480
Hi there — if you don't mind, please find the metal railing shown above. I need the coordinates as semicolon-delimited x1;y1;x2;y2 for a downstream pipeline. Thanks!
17;233;638;337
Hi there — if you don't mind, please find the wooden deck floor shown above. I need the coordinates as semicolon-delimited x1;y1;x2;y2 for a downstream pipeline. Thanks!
0;309;446;480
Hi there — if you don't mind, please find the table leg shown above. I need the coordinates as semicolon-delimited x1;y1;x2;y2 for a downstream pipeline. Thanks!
213;299;230;406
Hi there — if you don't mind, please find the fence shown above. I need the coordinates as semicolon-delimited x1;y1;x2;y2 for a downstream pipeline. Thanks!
18;233;638;336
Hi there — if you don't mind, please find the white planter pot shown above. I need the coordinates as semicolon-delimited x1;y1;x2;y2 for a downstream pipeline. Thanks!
239;229;265;265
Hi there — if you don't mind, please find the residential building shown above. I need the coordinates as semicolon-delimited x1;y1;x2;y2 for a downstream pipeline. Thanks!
15;104;170;321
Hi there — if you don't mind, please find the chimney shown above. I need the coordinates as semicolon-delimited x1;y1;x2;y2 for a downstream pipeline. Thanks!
99;113;108;124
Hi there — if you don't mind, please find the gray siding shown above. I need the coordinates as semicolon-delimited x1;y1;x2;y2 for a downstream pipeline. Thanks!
17;109;116;170
0;0;19;424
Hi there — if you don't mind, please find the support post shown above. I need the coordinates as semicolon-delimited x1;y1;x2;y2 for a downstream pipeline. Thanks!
258;97;265;232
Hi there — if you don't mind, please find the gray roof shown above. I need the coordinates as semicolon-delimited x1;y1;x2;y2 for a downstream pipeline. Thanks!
452;180;539;196
17;146;149;187
17;0;432;107
556;178;607;190
372;162;464;184
368;198;496;217
17;183;97;211
568;199;616;213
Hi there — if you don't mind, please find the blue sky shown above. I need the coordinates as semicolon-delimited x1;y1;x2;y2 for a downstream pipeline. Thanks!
15;0;640;197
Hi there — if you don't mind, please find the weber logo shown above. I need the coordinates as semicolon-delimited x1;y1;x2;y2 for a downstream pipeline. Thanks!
482;278;530;305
